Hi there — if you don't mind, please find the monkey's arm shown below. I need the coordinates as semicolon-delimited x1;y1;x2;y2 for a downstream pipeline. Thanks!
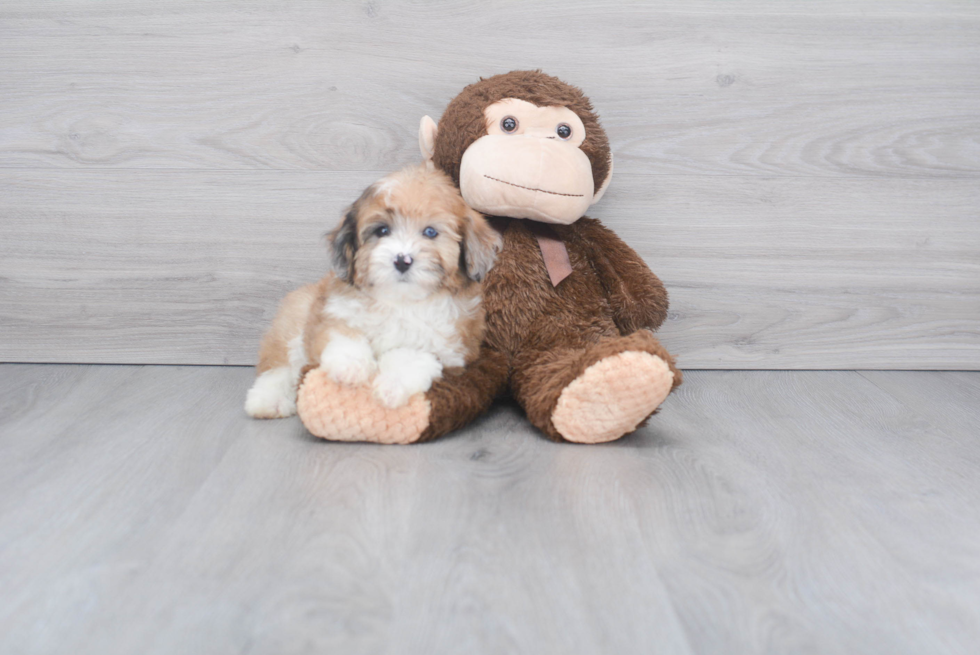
419;345;510;441
574;217;669;334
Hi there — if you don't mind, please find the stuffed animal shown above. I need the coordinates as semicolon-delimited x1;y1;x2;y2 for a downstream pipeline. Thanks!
297;70;681;444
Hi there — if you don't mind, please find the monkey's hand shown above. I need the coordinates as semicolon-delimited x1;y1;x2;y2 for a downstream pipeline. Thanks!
574;217;669;335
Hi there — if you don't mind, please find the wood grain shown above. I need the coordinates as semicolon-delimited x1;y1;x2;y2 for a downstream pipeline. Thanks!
0;1;977;178
2;169;977;368
2;364;979;653
0;1;978;368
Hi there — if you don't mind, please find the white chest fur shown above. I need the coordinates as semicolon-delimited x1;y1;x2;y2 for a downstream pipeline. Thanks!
324;292;478;368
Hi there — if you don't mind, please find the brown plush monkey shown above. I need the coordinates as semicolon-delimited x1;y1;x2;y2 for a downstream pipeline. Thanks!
297;70;681;444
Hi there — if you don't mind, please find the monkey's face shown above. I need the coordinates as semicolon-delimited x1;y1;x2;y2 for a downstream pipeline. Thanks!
455;99;607;224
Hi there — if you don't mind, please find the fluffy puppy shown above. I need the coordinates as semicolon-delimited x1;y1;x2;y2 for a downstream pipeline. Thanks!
245;165;502;418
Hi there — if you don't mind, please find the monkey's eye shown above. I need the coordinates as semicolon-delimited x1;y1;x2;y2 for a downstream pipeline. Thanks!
422;226;439;239
556;123;572;140
373;225;390;238
500;116;519;133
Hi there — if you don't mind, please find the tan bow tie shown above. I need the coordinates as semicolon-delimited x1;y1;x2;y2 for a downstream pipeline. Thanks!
525;221;572;287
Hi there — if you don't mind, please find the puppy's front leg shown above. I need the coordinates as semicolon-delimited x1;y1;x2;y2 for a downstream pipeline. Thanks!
373;349;443;409
319;331;378;386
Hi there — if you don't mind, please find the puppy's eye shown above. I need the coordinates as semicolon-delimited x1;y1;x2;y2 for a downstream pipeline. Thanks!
500;116;518;133
373;225;390;238
556;123;572;140
422;226;438;239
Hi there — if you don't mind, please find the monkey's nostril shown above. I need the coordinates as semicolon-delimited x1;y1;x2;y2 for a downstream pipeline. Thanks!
394;253;413;273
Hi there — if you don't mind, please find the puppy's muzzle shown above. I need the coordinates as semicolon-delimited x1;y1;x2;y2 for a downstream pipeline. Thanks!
394;253;413;273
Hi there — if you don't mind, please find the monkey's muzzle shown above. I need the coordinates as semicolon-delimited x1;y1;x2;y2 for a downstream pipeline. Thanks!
458;135;596;224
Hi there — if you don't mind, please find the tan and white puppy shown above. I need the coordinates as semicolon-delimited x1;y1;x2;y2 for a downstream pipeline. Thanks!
245;165;501;418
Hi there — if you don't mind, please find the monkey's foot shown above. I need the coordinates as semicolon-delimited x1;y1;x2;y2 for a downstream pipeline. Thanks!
297;367;429;444
551;352;674;444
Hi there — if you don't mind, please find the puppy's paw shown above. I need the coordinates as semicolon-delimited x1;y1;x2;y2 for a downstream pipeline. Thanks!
245;367;297;419
372;349;443;408
326;356;377;387
319;334;377;387
372;373;414;409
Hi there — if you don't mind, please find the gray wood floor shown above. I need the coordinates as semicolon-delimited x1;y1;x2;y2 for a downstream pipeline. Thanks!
1;364;978;654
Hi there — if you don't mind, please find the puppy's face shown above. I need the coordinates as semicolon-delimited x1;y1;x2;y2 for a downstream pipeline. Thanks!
329;166;501;300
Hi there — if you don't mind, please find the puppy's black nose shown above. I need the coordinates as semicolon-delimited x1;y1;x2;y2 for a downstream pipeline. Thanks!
394;253;413;273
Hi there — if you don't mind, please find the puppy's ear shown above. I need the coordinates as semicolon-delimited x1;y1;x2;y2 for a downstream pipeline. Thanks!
460;207;502;281
328;205;359;282
330;182;378;281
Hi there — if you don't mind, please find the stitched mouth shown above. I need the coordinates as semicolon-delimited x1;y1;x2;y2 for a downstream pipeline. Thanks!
484;175;584;197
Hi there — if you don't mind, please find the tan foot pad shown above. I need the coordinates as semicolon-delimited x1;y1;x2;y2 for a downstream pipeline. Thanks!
296;368;429;445
552;352;674;444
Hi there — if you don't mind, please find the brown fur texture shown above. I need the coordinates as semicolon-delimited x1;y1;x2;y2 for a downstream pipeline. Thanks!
419;218;680;442
433;70;611;194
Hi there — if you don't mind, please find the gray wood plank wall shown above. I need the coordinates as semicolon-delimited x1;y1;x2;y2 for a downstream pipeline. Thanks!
1;1;978;368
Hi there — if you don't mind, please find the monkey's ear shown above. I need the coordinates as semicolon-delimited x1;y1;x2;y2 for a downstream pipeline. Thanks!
328;207;359;282
591;152;613;205
460;207;502;281
419;116;438;169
